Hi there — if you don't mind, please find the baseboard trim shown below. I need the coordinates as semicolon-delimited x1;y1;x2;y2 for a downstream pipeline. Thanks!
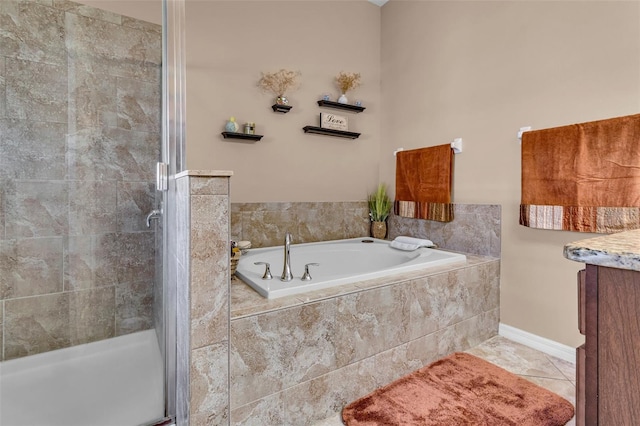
499;323;577;364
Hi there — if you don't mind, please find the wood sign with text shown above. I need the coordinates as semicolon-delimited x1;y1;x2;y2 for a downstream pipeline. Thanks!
320;113;348;131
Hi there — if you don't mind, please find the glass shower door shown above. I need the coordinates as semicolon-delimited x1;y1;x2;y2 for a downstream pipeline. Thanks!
0;1;170;425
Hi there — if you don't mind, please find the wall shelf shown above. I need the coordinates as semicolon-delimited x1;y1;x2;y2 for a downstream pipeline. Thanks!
221;132;263;141
302;126;360;139
272;104;292;113
317;100;365;113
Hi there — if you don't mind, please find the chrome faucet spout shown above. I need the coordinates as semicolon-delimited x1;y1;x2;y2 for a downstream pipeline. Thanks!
281;232;293;281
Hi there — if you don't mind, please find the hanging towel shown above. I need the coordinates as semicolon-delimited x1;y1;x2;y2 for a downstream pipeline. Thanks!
520;113;640;233
394;144;454;222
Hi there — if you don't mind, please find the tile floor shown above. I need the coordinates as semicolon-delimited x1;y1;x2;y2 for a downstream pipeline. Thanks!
313;335;576;426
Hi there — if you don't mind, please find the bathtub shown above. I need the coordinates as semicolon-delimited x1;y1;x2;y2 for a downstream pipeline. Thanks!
236;237;467;298
0;329;165;426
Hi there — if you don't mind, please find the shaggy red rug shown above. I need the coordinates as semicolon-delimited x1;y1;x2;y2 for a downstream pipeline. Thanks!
342;352;574;426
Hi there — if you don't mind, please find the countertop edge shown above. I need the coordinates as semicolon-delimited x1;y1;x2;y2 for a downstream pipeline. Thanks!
563;229;640;272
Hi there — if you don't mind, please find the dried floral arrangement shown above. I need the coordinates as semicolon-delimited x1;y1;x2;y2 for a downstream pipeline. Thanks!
335;71;361;94
257;69;301;96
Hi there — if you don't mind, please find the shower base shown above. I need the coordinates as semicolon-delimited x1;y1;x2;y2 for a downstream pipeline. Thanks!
0;329;164;426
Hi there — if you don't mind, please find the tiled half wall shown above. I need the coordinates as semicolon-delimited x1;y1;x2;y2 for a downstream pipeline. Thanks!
230;259;500;424
231;202;500;257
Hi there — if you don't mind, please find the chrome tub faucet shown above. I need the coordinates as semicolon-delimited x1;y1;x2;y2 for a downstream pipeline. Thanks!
281;232;293;281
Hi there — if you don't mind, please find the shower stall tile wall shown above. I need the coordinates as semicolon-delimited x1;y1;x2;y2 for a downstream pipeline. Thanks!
0;0;161;361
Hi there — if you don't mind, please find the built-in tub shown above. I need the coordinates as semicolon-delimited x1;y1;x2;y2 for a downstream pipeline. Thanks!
235;237;467;298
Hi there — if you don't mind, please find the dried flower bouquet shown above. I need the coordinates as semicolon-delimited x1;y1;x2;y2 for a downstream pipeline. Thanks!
335;71;361;94
257;69;301;97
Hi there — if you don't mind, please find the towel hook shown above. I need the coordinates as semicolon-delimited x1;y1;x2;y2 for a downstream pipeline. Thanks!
451;138;462;154
517;126;531;144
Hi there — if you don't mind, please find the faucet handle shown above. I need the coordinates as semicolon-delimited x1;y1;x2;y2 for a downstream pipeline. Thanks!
254;262;273;280
301;263;319;281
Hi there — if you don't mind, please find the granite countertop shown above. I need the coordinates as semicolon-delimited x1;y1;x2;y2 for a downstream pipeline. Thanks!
564;229;640;272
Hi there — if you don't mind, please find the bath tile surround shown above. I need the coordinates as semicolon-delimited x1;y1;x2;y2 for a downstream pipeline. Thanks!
226;201;500;424
231;202;500;257
0;0;162;361
389;203;501;258
231;202;370;248
229;255;499;424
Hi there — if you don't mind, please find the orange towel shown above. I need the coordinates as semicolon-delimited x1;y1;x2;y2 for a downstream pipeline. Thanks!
520;113;640;233
394;144;454;222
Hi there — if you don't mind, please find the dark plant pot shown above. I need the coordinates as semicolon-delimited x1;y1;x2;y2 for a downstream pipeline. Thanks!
370;221;388;239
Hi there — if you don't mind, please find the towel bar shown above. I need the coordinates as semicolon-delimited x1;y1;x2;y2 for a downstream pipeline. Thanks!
394;138;463;156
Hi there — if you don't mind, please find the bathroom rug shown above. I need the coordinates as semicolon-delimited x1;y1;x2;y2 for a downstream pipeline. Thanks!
342;352;574;425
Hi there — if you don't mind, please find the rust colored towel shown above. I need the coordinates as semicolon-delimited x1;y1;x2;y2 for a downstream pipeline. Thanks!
521;113;640;233
394;144;454;222
342;352;574;426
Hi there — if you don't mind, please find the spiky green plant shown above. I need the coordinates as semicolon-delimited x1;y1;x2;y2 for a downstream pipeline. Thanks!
368;183;392;222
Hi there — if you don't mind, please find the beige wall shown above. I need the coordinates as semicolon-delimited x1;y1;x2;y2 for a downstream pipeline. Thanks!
184;1;383;202
381;0;640;347
82;0;640;347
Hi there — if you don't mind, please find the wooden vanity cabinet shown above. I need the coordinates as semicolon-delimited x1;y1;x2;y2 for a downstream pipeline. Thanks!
577;264;640;426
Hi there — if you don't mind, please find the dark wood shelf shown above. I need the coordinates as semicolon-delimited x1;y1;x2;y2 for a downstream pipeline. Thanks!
272;104;293;113
221;132;263;141
302;126;360;139
317;100;365;113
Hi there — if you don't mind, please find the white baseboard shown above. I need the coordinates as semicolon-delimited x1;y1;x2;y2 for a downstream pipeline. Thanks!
499;323;577;364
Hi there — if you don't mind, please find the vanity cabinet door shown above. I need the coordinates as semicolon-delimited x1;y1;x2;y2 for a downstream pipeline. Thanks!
576;344;586;426
578;269;586;335
597;266;640;426
583;265;599;426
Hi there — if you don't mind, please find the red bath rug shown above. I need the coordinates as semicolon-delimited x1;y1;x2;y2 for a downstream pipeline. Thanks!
342;352;574;425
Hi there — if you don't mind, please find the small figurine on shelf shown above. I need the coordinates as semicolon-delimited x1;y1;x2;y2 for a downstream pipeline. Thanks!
225;116;239;132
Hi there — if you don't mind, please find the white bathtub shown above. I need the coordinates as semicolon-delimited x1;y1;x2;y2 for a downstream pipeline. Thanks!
0;329;165;426
236;237;467;298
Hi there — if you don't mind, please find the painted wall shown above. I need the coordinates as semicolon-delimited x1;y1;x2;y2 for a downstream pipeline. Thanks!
380;0;640;347
184;1;383;202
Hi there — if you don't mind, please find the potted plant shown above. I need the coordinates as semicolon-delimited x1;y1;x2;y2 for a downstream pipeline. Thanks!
368;183;392;239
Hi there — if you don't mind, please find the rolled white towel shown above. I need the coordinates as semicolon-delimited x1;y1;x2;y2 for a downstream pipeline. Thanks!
389;241;420;251
389;236;435;251
393;236;434;247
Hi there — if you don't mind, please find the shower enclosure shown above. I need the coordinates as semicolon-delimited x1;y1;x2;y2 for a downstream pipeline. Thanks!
0;1;175;425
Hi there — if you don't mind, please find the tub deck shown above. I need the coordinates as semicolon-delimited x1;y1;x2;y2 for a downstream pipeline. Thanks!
231;252;495;319
236;238;467;299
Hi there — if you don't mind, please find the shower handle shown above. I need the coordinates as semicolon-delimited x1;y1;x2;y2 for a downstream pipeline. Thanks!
145;208;162;228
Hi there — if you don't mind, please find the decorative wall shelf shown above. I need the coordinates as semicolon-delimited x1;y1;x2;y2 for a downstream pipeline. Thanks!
272;104;292;113
221;132;263;141
302;126;360;139
317;100;365;113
